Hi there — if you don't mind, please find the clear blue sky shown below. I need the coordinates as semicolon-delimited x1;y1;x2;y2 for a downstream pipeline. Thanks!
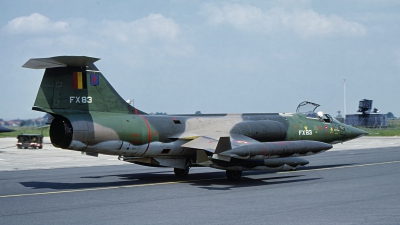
1;0;399;120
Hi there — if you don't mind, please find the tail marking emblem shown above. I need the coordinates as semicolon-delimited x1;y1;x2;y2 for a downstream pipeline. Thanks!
90;73;99;86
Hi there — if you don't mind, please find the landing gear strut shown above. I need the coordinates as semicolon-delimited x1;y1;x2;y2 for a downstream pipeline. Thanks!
174;168;189;178
174;158;192;178
226;170;242;181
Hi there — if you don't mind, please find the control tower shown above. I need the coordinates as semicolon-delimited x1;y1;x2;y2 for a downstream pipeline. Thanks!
345;99;387;128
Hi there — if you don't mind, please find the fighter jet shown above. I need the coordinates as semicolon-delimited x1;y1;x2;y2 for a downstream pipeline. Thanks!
0;126;14;133
22;56;368;181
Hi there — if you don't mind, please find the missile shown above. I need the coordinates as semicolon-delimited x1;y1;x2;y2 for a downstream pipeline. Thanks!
218;140;332;160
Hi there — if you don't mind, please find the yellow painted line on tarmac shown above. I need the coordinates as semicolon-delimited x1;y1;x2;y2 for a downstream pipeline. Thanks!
0;177;225;199
278;160;400;174
0;181;180;198
1;160;399;198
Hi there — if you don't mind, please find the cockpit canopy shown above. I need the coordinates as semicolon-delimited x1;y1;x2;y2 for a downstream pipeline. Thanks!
296;101;320;113
296;101;340;123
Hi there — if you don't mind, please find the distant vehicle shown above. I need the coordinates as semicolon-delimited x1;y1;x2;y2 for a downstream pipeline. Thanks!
17;134;43;149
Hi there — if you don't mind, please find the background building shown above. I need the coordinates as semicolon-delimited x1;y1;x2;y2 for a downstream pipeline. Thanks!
345;99;387;128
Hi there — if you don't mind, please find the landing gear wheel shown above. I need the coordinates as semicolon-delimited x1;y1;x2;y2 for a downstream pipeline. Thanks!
174;168;189;178
226;170;242;181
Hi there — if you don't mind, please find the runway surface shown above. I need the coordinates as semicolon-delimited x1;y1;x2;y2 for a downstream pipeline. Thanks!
0;137;400;224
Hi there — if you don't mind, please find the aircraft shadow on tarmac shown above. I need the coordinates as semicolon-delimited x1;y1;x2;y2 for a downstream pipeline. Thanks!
295;163;354;171
18;166;353;192
19;173;321;191
189;175;322;190
19;163;354;191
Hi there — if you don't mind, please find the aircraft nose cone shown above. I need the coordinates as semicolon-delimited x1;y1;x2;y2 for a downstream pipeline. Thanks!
348;126;368;139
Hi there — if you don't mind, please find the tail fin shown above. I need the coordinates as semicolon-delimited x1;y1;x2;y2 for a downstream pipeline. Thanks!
23;56;146;115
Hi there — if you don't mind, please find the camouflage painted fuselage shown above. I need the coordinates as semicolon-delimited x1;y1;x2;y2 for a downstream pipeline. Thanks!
58;111;361;157
23;56;367;175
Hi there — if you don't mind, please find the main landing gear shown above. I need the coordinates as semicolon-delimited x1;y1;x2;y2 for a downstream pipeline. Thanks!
226;170;242;181
174;158;193;178
174;168;243;181
174;168;189;178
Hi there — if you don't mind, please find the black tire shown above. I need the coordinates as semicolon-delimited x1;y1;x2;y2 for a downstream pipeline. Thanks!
17;146;22;149
174;168;189;178
226;170;242;181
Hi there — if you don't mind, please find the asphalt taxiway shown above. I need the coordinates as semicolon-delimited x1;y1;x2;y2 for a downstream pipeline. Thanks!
0;137;399;224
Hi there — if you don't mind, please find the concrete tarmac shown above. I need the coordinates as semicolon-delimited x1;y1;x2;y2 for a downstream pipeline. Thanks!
1;136;400;171
0;137;125;171
0;137;399;224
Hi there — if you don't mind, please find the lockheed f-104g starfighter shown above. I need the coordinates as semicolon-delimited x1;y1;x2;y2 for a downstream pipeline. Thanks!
22;56;367;181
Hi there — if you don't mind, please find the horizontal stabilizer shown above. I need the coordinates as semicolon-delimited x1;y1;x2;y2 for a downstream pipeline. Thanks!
22;56;100;69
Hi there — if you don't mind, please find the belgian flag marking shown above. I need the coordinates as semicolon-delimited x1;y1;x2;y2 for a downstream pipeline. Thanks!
73;72;87;89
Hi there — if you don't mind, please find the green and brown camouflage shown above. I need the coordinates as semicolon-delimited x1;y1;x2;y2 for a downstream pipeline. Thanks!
23;56;368;181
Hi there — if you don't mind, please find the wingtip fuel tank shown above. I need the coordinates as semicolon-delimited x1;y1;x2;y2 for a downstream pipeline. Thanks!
219;140;332;159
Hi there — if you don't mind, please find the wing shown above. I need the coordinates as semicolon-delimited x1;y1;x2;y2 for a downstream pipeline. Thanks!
181;134;259;153
181;134;261;163
182;134;331;164
181;136;219;153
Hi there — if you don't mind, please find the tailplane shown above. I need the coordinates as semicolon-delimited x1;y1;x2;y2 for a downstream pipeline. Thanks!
23;56;146;115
